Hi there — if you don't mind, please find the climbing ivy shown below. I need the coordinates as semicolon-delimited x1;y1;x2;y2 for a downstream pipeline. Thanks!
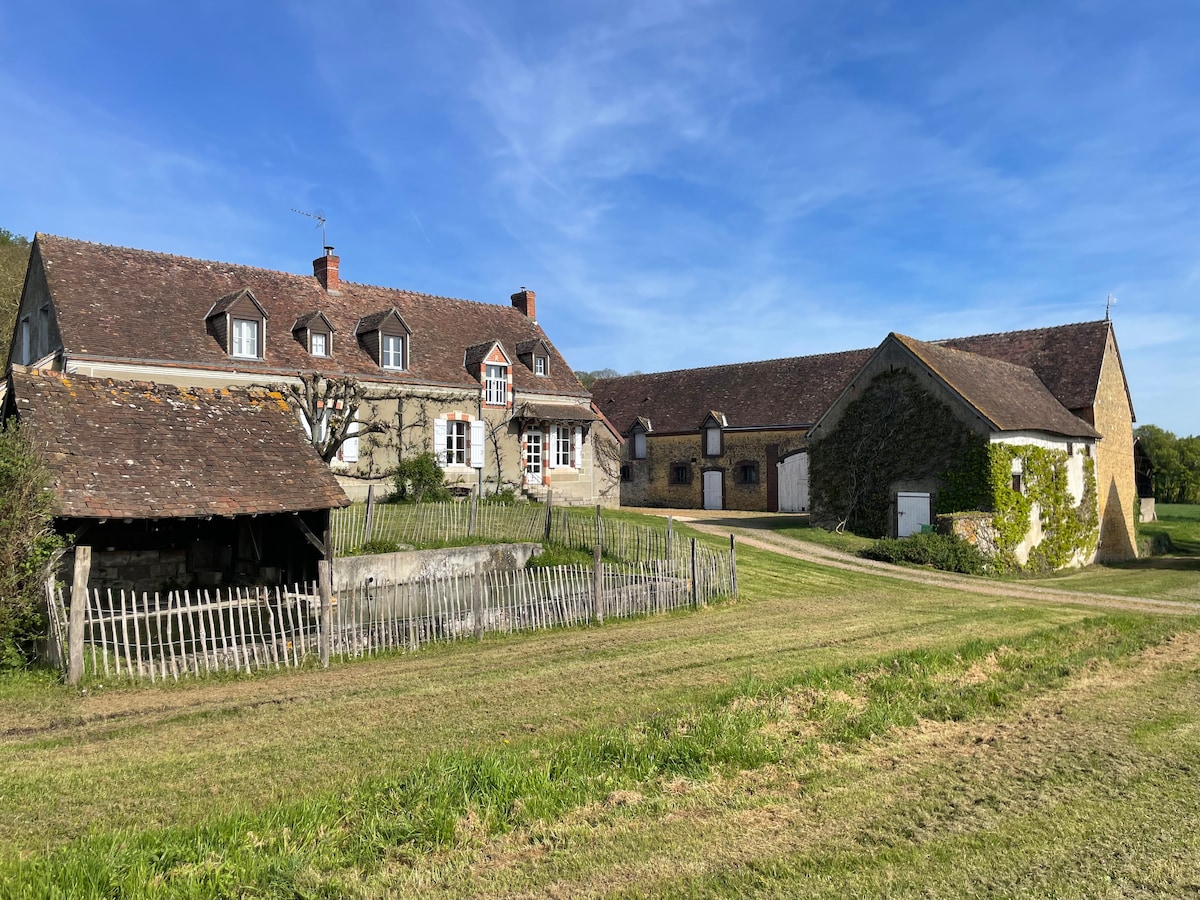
809;368;1099;569
809;370;981;536
986;444;1099;571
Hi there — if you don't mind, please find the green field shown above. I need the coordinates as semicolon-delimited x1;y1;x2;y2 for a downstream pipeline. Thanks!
1019;503;1200;601
2;524;1199;897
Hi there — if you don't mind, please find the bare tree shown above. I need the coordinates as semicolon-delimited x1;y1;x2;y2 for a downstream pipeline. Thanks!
281;372;392;463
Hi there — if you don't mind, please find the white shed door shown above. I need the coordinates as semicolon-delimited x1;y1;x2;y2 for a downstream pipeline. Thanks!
897;492;931;537
703;470;723;510
777;452;809;512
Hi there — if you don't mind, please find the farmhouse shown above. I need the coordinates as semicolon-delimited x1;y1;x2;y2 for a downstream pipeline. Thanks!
2;368;349;592
592;320;1137;564
8;234;619;505
591;350;872;512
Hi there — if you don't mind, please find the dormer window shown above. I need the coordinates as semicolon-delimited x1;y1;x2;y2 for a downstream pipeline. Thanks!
515;338;551;377
486;364;507;404
701;412;726;457
293;311;334;359
207;288;268;361
356;308;413;373
382;334;405;370
232;318;260;358
628;419;650;459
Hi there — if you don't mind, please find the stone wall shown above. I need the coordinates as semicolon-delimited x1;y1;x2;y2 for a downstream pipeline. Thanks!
619;428;806;510
1091;329;1139;561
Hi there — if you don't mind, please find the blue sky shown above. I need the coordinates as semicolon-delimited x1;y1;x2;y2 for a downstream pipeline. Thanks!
1;1;1197;432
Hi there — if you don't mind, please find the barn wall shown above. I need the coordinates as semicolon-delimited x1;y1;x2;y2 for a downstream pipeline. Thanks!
1090;330;1138;561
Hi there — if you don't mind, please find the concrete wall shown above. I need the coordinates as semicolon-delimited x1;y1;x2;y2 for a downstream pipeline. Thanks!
333;542;542;590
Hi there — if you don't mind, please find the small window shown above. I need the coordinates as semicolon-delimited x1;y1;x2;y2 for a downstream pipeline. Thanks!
671;464;691;485
382;334;405;369
704;425;722;457
1083;444;1091;458
18;317;30;365
739;462;759;484
1012;472;1023;494
1067;442;1074;457
632;431;647;459
534;356;547;376
445;421;469;466
231;318;259;358
620;464;631;482
310;332;328;357
485;364;507;405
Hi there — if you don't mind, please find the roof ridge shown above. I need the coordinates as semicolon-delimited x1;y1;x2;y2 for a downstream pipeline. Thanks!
595;347;874;382
897;333;1043;376
36;233;519;310
931;319;1109;344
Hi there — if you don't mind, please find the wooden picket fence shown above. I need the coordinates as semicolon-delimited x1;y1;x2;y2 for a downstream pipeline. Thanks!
46;543;736;682
331;496;676;564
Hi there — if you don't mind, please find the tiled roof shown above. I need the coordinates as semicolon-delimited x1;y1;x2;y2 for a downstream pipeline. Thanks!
892;335;1101;439
516;402;596;423
35;234;587;398
590;349;874;434
9;369;349;520
936;320;1113;413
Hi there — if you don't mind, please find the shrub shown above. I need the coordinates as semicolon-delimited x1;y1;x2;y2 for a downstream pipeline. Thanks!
862;531;988;576
391;452;450;504
0;422;64;668
481;487;521;505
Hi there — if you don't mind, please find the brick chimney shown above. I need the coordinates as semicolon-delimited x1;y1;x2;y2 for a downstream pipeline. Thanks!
313;246;340;293
511;287;536;322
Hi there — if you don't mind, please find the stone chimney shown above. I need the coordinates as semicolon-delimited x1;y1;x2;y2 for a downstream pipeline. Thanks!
313;246;340;293
511;287;536;322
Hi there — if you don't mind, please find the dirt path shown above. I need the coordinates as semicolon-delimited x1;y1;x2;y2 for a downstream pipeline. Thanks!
635;509;1200;616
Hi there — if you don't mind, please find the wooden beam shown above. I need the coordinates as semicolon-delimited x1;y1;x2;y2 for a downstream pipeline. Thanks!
293;515;326;556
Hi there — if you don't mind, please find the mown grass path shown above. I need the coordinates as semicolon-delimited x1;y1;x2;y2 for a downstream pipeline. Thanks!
670;510;1200;616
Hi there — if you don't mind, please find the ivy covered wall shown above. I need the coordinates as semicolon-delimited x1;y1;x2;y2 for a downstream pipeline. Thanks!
808;369;983;536
809;367;1100;569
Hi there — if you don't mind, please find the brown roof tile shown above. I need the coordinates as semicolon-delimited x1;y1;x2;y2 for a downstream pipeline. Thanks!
10;369;349;519
36;234;588;398
590;349;874;434
936;320;1113;413
892;335;1101;439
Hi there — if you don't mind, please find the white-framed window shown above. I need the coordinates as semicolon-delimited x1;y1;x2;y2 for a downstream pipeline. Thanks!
338;419;360;463
633;431;647;459
434;417;485;468
310;332;328;357
231;318;259;358
550;425;581;469
485;364;507;405
534;356;547;376
446;420;469;465
382;334;404;369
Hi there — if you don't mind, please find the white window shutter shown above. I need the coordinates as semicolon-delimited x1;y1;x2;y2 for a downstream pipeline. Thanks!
298;408;313;439
549;426;560;469
573;426;583;468
434;418;447;464
340;420;359;463
470;419;485;469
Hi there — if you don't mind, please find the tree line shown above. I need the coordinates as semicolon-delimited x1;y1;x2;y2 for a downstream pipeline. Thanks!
1135;424;1200;505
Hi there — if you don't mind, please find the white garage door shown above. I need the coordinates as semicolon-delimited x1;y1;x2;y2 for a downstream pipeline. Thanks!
777;452;809;513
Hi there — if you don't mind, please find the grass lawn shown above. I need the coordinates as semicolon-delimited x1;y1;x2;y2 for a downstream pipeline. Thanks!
2;538;1199;896
1017;503;1200;602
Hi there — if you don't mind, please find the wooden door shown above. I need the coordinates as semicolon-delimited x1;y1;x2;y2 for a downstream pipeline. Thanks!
896;491;930;537
703;470;723;510
777;451;809;512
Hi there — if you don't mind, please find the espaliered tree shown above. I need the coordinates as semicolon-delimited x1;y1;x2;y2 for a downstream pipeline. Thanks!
281;372;393;463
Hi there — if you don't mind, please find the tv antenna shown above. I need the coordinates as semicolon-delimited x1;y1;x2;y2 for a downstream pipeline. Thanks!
1105;293;1118;320
291;208;328;250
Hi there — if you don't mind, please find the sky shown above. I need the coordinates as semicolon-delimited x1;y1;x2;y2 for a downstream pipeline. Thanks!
1;1;1198;432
